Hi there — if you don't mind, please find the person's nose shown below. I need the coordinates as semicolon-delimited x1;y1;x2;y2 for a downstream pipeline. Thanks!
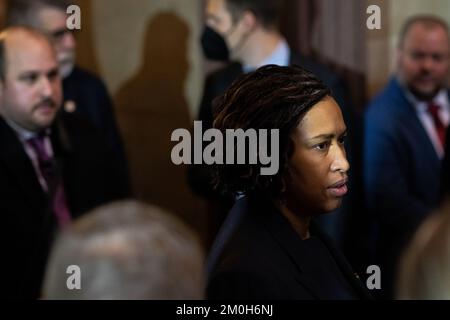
40;77;53;98
331;144;350;175
422;56;435;73
61;31;76;50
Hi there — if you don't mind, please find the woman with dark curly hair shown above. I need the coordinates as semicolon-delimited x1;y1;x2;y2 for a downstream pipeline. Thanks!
207;65;371;300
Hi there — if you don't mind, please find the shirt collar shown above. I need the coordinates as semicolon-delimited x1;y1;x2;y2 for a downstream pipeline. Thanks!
243;38;290;73
399;78;449;113
5;118;50;142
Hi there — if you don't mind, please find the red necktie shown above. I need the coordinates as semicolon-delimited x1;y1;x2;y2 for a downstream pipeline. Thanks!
427;103;446;148
26;134;72;228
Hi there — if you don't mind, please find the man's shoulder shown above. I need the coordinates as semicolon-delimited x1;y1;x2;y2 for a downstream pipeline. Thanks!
67;66;102;82
205;62;243;88
0;117;19;153
290;53;340;85
214;207;288;275
64;66;108;92
58;112;103;145
366;79;409;115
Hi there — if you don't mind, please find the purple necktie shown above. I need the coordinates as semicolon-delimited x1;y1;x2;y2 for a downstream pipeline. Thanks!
26;134;71;228
427;103;447;148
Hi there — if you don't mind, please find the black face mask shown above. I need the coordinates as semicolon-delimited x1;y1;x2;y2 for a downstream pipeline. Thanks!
201;26;230;61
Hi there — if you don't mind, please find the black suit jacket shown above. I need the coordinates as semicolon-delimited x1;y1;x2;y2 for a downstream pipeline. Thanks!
207;197;372;300
0;113;130;299
63;66;130;191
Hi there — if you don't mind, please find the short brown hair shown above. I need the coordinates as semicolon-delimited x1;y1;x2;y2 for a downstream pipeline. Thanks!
6;0;71;28
225;0;282;30
399;15;450;48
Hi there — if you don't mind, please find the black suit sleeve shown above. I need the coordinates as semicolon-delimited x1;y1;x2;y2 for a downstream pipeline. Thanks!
441;128;450;200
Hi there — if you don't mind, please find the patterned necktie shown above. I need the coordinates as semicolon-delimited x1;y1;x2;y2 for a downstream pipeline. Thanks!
26;134;71;228
427;103;446;148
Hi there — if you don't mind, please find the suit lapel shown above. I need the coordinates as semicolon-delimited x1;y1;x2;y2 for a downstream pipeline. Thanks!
389;79;441;167
0;117;46;211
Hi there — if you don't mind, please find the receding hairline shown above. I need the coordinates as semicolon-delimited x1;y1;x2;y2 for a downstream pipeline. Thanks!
399;16;450;48
0;26;56;80
0;25;52;44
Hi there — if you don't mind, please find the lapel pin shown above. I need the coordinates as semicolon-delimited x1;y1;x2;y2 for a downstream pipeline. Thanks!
64;100;77;113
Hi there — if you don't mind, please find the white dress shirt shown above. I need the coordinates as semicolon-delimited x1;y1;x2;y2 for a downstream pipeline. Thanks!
404;88;450;158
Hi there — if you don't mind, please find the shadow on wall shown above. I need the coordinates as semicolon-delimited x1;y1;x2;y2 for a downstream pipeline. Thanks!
115;12;206;244
73;0;101;76
0;0;5;28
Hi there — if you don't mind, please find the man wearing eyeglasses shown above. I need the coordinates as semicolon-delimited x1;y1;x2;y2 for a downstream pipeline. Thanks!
7;0;130;191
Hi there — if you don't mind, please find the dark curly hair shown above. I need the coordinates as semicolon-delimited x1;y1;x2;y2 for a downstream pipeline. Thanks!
212;64;331;199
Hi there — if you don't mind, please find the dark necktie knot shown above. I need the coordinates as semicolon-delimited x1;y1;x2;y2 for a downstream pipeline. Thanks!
428;103;441;118
26;134;55;188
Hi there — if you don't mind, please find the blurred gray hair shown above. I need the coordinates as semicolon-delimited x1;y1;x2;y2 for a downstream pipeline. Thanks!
397;200;450;300
6;0;71;28
43;200;205;300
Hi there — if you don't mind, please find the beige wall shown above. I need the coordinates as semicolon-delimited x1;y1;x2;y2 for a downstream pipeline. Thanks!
79;0;203;117
75;0;208;244
365;0;390;98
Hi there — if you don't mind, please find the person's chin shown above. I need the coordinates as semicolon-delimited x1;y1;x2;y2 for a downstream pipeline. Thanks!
58;54;76;78
34;111;58;128
323;198;343;213
411;83;440;100
60;62;75;79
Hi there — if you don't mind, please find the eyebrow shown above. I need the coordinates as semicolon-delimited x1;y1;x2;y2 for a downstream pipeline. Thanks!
309;130;348;141
47;67;60;76
18;66;59;78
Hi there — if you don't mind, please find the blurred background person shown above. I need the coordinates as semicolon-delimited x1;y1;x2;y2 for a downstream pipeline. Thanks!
364;15;450;299
43;200;205;300
6;0;130;190
0;26;129;299
397;200;450;300
207;65;370;300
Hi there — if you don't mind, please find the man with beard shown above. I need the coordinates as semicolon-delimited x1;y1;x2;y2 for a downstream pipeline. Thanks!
0;26;129;299
364;15;450;299
7;0;129;190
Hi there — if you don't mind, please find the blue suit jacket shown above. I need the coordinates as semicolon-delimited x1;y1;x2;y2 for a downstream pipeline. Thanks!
363;77;447;296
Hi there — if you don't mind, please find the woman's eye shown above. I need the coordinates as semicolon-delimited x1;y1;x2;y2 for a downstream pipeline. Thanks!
338;135;347;145
314;142;329;151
